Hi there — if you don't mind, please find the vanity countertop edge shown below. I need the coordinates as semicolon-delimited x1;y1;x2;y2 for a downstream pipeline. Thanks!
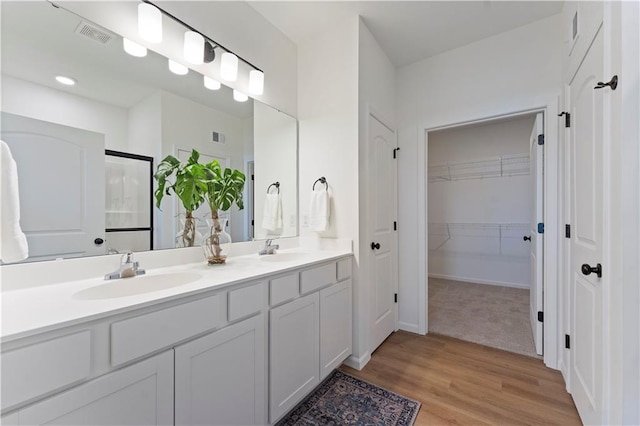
1;248;353;344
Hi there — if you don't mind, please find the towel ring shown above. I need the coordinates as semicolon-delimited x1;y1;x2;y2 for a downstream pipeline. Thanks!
312;177;328;191
267;182;280;194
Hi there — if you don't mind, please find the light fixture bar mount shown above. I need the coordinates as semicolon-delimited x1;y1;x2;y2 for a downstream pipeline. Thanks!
142;0;263;73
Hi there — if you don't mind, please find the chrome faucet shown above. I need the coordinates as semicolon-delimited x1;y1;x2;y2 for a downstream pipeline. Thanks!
104;252;146;280
258;239;279;255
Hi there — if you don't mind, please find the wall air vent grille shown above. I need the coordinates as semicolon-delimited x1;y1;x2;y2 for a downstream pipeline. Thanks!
74;21;114;45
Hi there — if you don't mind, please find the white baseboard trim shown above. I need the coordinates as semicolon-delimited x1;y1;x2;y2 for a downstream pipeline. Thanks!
428;273;529;290
398;322;423;335
343;351;371;371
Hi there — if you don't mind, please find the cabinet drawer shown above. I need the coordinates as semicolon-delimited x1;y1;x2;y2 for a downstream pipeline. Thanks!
1;331;91;411
228;282;266;322
111;294;222;366
269;274;299;306
300;263;336;295
337;258;352;281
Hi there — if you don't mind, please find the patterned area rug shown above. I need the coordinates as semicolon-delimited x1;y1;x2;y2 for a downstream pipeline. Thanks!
276;370;421;426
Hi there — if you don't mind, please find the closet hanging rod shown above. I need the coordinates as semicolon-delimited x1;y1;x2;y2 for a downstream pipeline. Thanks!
267;182;280;194
312;177;328;191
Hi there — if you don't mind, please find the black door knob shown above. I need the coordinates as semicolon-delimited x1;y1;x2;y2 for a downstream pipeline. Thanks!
370;242;380;250
581;263;602;278
94;238;104;245
523;236;531;241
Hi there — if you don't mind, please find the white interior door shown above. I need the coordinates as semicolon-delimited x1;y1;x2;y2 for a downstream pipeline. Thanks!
529;113;544;356
569;25;605;426
1;112;105;262
368;114;398;352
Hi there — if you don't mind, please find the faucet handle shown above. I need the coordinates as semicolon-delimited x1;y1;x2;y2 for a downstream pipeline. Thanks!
121;251;134;264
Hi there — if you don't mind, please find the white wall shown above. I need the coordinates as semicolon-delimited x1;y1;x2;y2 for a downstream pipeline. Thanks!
298;15;361;359
1;75;128;151
428;116;534;288
396;14;563;332
253;102;297;240
60;1;297;117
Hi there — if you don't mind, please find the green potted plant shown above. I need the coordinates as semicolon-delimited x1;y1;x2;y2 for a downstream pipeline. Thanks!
153;149;207;247
201;159;246;264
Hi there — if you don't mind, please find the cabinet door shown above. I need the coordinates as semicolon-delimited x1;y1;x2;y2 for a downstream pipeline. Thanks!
13;351;173;426
269;292;319;423
320;279;353;380
175;314;266;426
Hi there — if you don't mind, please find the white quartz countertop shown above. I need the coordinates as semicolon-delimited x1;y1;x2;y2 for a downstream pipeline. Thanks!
1;248;352;343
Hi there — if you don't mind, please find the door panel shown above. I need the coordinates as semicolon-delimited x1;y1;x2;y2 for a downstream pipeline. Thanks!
368;114;397;352
569;25;604;425
1;112;105;261
529;113;544;356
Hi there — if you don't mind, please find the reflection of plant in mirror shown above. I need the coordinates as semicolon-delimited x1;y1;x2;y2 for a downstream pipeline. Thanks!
202;159;246;264
153;149;207;247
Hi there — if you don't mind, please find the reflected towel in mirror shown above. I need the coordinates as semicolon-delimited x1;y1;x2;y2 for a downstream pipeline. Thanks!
0;140;29;262
262;193;283;233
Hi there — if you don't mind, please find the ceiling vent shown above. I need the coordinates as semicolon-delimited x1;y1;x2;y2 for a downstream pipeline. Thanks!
74;21;114;45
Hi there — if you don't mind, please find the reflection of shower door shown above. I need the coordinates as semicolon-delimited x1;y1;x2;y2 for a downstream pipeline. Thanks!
104;150;153;254
1;112;105;262
176;149;228;246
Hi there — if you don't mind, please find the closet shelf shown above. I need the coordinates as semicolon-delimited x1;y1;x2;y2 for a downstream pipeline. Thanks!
428;222;530;258
428;153;529;183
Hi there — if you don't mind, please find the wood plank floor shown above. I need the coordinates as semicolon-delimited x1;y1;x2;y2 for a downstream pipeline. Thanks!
341;332;582;425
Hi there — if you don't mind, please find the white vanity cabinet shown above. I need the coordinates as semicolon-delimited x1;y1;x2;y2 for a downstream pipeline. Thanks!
174;313;266;426
269;257;353;423
5;350;173;425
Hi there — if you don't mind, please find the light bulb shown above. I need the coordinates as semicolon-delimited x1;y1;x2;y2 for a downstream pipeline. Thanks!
184;31;204;64
138;3;162;43
168;59;188;75
55;76;76;86
249;70;264;95
122;38;147;57
233;90;248;102
204;76;221;90
220;52;238;81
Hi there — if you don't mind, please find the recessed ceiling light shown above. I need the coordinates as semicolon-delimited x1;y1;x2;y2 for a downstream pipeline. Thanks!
55;76;76;86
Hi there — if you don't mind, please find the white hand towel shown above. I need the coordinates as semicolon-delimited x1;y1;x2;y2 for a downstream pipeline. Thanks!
309;189;330;232
262;193;283;233
0;140;29;263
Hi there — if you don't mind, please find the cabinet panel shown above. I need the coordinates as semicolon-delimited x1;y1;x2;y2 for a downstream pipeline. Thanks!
175;314;266;425
228;282;266;322
1;331;91;411
300;263;336;294
337;258;352;281
269;273;299;306
111;294;222;366
269;293;319;423
14;351;173;426
320;279;353;380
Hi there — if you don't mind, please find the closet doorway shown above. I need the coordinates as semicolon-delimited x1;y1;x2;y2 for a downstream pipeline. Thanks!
426;113;543;358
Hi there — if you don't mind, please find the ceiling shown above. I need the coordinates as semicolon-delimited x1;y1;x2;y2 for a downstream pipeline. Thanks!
247;1;564;67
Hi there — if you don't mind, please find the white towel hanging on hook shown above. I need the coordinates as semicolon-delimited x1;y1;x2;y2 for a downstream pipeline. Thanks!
309;177;329;232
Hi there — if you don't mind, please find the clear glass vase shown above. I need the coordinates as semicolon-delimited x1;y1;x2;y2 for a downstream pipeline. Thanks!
175;212;200;248
202;216;232;264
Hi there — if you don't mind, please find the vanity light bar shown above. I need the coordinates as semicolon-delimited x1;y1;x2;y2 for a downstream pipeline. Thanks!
140;0;264;89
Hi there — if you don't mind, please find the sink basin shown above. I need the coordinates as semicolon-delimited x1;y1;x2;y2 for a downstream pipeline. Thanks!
73;272;202;300
259;252;308;262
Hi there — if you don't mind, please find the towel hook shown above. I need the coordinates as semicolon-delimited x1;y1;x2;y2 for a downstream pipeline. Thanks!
312;177;328;191
267;182;280;194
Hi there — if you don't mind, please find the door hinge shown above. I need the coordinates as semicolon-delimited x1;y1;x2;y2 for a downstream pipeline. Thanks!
394;293;398;303
251;174;254;180
393;147;400;159
538;311;544;322
565;224;571;238
558;112;571;127
565;334;571;349
393;221;397;231
537;134;545;145
538;223;544;234
251;219;254;226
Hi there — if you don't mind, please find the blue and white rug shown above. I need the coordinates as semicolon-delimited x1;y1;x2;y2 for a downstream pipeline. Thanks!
276;370;421;425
